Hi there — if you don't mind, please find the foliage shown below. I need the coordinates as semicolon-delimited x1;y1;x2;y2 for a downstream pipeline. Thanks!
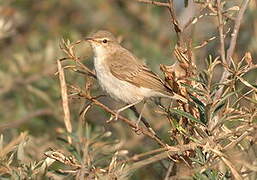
0;0;257;179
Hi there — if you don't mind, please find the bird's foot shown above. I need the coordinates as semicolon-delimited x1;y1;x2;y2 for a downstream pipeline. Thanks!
131;118;142;134
106;110;120;123
106;115;114;123
114;110;121;121
133;126;142;135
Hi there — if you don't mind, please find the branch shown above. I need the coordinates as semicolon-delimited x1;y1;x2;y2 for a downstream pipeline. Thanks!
136;0;181;38
59;39;166;147
214;0;250;101
167;0;181;36
76;89;167;147
72;86;167;147
226;0;250;63
122;142;198;174
59;39;96;78
57;59;72;144
136;0;170;8
0;132;28;158
93;101;167;147
217;0;226;63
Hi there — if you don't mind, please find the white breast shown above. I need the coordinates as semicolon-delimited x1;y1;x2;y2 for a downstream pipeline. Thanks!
94;56;158;104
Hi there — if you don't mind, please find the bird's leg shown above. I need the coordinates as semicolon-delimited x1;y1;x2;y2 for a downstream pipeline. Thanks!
115;101;141;120
135;100;146;130
107;101;141;122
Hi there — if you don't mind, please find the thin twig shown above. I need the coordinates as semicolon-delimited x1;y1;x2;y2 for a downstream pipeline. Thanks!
183;8;209;30
136;0;181;36
123;142;198;174
128;147;167;162
194;28;231;50
60;39;96;78
136;0;170;8
76;90;167;147
164;162;174;180
226;0;250;62
223;130;252;150
0;132;28;158
60;40;166;147
194;36;217;49
91;99;166;147
167;0;181;35
214;0;250;100
217;0;226;64
221;157;243;180
57;59;72;144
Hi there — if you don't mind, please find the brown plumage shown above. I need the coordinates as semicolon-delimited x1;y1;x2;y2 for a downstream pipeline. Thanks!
86;30;187;104
107;48;174;96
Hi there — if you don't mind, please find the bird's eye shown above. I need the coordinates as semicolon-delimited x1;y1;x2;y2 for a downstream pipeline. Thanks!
102;39;108;43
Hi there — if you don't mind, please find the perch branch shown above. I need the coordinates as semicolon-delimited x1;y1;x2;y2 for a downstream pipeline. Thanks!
76;89;166;147
59;40;166;147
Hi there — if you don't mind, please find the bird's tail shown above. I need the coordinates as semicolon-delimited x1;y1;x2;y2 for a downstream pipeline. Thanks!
171;92;188;103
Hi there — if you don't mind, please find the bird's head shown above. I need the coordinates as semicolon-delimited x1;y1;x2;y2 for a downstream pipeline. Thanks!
85;30;119;56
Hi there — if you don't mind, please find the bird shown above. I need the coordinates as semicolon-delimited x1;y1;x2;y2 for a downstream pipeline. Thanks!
85;30;187;124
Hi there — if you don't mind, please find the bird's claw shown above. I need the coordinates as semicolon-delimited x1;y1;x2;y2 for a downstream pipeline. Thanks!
106;114;114;123
132;122;142;135
133;117;141;131
106;111;120;123
114;111;120;121
133;126;142;135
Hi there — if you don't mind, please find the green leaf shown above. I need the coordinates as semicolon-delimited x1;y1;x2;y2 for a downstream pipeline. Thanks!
190;95;207;124
199;71;209;88
213;102;225;115
190;94;205;107
169;109;205;126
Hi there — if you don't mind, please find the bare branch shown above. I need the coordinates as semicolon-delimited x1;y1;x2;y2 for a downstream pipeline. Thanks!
136;0;181;37
194;36;217;49
214;0;250;100
0;132;28;158
57;59;72;144
226;0;250;63
59;39;96;78
217;0;226;63
164;162;174;180
59;39;167;147
167;0;181;35
75;88;167;147
136;0;170;8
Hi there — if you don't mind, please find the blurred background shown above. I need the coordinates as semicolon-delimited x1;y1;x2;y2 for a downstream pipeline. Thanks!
0;0;256;179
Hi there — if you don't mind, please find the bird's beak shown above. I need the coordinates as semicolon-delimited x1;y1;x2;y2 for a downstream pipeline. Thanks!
84;37;94;42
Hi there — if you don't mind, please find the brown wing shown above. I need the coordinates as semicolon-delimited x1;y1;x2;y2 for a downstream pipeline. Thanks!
106;48;173;95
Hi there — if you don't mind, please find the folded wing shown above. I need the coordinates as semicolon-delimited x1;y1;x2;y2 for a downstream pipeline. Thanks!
107;48;173;96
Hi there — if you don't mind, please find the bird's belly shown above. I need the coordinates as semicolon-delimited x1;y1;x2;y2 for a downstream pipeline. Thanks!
94;60;153;104
97;71;146;104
